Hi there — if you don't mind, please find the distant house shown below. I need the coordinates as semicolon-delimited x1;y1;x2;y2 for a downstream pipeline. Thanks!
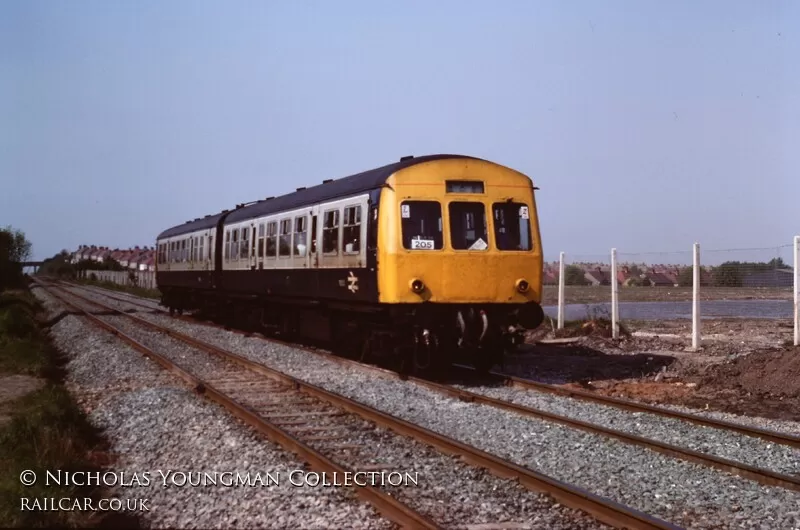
617;266;636;286
643;271;676;287
543;270;559;285
742;269;794;288
584;268;610;286
142;255;155;272
662;268;680;286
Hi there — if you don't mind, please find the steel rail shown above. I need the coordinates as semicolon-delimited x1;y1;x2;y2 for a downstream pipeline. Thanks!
35;280;440;529
63;279;800;451
59;281;800;489
481;366;800;449
48;280;678;530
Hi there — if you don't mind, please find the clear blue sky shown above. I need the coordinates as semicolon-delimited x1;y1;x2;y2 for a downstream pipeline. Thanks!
1;1;797;264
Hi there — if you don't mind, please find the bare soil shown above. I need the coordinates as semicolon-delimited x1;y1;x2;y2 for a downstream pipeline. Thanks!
0;374;45;426
514;318;800;421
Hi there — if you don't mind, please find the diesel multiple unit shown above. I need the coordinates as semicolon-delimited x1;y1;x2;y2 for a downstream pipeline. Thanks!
155;154;545;373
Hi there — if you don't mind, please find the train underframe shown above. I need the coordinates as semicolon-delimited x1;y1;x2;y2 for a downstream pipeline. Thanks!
160;287;545;376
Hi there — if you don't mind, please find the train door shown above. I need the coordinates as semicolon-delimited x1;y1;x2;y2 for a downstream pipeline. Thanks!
202;233;208;271
309;206;320;269
250;223;257;270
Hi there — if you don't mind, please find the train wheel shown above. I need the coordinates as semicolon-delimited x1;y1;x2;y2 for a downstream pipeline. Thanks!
408;329;451;379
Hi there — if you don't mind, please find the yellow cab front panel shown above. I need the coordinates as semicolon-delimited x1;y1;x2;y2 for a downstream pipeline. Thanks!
376;157;543;305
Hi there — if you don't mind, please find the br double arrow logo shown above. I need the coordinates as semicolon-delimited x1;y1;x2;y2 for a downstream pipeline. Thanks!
347;271;359;293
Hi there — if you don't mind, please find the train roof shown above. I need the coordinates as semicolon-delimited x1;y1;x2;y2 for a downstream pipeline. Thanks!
157;154;479;239
223;153;477;225
156;211;227;240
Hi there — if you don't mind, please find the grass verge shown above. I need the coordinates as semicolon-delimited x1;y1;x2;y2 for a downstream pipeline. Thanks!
0;289;139;528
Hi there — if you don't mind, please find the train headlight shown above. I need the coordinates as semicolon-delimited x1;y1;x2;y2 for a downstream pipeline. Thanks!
515;278;530;293
410;278;425;294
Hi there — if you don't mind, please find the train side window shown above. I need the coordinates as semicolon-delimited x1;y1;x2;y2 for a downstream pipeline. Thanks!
492;203;532;251
241;227;249;259
209;235;214;260
401;201;443;250
232;229;239;260
266;221;277;258
343;205;361;254
279;219;292;257
322;210;339;254
199;236;204;262
449;202;488;251
181;239;187;261
195;236;199;261
293;216;307;257
224;231;231;260
257;223;265;258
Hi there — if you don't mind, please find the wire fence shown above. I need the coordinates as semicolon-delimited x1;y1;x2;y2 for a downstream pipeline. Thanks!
79;237;800;348
544;237;800;347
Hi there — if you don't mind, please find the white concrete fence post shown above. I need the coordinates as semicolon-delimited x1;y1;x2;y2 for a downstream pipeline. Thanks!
794;235;799;347
692;242;701;351
557;251;565;330
611;248;619;339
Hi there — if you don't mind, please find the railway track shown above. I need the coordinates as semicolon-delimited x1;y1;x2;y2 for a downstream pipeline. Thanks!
38;279;677;530
69;282;800;464
69;283;799;441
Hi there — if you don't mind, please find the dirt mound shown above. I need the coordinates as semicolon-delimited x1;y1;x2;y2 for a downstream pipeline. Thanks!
701;346;800;398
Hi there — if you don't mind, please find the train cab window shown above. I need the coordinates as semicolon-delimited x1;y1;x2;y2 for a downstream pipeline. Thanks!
257;223;265;258
266;222;277;258
343;205;361;254
279;219;292;257
232;229;239;260
240;227;249;259
224;231;231;260
448;202;488;251
493;203;532;251
322;210;339;254
401;201;443;250
293;216;307;257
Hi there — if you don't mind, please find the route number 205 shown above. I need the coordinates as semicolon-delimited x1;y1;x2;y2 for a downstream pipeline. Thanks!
411;239;435;250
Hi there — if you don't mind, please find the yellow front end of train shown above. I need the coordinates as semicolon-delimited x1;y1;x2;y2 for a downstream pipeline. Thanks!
377;157;543;307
